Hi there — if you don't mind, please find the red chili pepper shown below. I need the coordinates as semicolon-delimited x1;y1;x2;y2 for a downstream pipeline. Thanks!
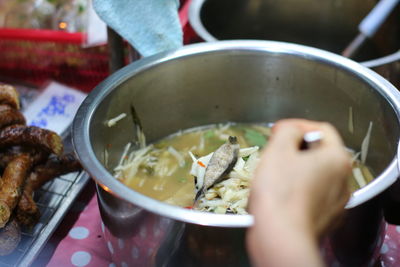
197;161;206;168
185;206;193;209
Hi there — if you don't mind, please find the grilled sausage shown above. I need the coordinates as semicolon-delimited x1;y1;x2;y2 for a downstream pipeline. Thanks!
0;105;25;130
16;154;81;227
0;154;32;228
0;125;63;156
0;147;48;169
0;85;20;110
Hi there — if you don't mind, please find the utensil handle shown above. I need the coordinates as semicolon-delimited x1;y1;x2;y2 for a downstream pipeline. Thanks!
359;0;400;38
300;131;322;150
361;50;400;68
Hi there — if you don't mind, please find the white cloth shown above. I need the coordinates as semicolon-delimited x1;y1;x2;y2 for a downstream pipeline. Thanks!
93;0;183;57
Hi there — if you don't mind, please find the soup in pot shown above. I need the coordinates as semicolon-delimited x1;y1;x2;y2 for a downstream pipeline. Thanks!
113;123;374;214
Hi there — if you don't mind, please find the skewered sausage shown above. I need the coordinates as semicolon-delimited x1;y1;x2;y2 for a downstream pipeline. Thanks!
16;154;81;227
0;105;25;130
0;147;48;169
0;125;63;156
0;154;32;228
0;83;80;254
0;85;20;110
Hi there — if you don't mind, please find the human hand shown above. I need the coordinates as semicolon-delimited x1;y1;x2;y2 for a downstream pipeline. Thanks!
247;119;351;267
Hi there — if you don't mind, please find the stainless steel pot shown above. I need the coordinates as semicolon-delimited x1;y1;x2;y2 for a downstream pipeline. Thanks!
188;0;400;61
72;41;400;266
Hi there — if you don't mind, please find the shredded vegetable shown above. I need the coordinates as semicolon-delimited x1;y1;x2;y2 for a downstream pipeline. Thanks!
352;167;366;187
106;113;127;127
348;106;354;134
361;122;373;164
167;146;185;167
192;146;259;214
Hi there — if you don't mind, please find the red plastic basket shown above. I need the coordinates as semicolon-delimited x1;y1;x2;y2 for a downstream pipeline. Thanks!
0;28;109;92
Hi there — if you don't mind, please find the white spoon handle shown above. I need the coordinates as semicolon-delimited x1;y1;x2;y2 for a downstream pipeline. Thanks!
359;0;400;38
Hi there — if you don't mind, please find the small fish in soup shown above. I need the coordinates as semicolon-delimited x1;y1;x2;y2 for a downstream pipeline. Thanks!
194;136;240;203
114;123;374;214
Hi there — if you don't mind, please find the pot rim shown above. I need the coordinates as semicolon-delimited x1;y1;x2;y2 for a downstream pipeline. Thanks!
72;40;400;228
188;0;400;66
188;0;217;42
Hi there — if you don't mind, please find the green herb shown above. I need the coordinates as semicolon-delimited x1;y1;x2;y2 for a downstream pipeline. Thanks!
244;129;267;147
144;166;154;176
153;141;167;149
242;155;250;161
204;130;215;139
178;178;187;183
78;4;85;14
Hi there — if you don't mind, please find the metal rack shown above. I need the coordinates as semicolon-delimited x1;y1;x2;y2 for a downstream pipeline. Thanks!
0;170;89;267
0;74;93;266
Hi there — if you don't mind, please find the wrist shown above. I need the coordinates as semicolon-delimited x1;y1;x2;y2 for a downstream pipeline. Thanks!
248;198;324;267
248;215;323;267
251;192;317;239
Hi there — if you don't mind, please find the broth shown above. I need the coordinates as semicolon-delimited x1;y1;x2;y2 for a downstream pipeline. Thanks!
115;123;373;213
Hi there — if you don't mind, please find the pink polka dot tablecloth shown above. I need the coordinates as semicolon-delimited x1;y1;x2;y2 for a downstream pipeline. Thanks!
33;183;111;267
32;182;400;267
45;194;109;267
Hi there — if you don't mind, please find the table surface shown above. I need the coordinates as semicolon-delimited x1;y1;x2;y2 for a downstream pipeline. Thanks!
28;180;400;267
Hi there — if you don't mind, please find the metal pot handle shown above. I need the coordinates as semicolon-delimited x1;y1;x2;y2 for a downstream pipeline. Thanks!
361;50;400;68
382;140;400;224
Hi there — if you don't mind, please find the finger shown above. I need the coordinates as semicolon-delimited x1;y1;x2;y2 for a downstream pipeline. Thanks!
316;123;346;149
268;120;308;152
270;119;329;151
271;119;323;134
304;122;351;163
273;119;346;151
